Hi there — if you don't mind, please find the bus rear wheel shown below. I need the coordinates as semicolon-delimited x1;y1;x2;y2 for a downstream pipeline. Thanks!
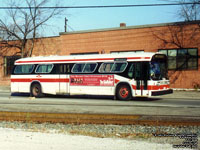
31;83;43;98
116;84;132;100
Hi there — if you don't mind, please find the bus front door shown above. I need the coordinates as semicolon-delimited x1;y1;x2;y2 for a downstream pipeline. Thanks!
135;62;149;97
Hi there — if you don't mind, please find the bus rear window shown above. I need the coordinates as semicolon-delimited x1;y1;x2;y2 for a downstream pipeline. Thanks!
35;64;54;73
14;65;35;74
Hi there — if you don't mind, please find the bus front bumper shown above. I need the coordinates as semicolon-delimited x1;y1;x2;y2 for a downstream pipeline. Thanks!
151;89;173;96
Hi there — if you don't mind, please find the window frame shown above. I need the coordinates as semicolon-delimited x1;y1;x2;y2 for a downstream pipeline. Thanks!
71;63;98;73
35;64;54;74
158;48;198;70
14;64;35;74
98;62;128;73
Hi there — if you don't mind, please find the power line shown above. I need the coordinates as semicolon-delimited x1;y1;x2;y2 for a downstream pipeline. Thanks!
0;3;200;9
67;25;75;32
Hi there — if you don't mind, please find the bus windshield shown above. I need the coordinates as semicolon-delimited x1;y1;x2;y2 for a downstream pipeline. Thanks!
150;61;168;80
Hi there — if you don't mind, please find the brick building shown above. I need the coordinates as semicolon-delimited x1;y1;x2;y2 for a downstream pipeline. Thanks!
1;21;200;89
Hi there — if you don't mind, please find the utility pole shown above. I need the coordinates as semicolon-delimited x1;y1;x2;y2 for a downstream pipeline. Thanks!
64;17;68;32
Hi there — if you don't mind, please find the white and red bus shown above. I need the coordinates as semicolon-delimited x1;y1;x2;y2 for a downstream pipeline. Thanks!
11;52;173;100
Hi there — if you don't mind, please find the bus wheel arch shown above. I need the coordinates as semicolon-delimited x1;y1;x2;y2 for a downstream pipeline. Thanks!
30;82;43;98
115;83;132;101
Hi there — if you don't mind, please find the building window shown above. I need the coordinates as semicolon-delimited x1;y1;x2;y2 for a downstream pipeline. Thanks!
70;52;99;55
111;50;144;54
4;56;21;76
159;48;198;70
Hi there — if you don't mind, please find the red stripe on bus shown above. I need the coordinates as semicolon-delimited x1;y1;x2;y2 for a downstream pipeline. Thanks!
11;78;69;83
15;57;151;64
11;78;169;91
132;85;137;90
131;84;169;90
115;79;120;84
148;85;170;90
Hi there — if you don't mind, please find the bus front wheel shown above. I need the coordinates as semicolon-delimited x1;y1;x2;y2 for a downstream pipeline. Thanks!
116;84;132;100
31;83;43;98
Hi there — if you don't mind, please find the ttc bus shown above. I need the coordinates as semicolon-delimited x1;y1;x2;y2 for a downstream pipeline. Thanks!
11;52;173;100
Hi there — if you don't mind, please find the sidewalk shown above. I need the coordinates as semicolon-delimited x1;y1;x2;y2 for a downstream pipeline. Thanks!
0;85;200;100
0;86;10;92
159;90;200;100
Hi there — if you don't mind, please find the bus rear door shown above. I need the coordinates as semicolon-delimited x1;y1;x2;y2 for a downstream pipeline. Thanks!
134;62;149;97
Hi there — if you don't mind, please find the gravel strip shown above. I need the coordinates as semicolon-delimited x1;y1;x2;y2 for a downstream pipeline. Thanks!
0;121;199;148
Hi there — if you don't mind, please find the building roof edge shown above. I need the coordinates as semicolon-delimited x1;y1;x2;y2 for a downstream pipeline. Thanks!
60;20;200;35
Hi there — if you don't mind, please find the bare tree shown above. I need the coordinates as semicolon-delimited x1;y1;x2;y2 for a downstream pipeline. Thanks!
151;1;200;88
152;22;200;48
152;21;200;86
0;0;62;58
178;0;200;21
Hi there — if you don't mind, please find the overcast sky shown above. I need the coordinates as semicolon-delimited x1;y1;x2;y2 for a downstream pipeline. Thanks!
0;0;183;37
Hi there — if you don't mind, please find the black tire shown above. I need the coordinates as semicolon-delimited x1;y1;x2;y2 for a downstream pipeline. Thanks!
116;84;132;101
30;83;43;98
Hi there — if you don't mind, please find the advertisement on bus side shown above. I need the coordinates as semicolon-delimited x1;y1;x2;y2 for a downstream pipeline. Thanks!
70;75;114;86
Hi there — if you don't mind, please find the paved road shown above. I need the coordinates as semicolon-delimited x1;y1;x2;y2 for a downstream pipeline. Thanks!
0;92;200;117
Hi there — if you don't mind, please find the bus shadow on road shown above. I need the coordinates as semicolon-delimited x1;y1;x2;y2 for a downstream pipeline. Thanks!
11;93;30;97
45;94;115;100
44;94;163;102
11;93;162;102
132;97;162;102
11;93;115;100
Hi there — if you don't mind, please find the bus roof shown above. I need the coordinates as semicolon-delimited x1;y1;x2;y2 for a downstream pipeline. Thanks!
15;52;161;65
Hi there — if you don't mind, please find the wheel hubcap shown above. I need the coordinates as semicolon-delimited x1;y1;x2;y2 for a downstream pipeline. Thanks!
120;87;129;98
33;87;39;96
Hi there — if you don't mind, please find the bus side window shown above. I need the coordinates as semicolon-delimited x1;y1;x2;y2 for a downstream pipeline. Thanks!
128;63;134;79
14;65;35;74
59;65;63;73
72;63;85;73
99;63;114;73
83;63;97;73
57;64;72;74
35;64;53;74
63;64;71;74
111;62;127;72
